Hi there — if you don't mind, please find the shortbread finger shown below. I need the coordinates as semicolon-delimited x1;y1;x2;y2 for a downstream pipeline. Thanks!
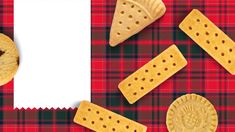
179;9;235;74
118;45;187;104
74;101;147;132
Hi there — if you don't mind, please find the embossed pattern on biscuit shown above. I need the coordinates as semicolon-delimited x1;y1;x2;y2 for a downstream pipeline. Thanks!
73;101;147;132
118;45;187;104
166;94;218;132
109;0;166;46
0;33;19;86
179;9;235;74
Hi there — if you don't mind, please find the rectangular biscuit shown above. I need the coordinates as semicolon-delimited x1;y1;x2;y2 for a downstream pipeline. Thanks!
179;9;235;74
118;45;187;104
73;101;147;132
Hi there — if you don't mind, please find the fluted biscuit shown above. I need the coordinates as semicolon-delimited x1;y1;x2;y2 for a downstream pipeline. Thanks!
166;94;218;132
110;0;166;46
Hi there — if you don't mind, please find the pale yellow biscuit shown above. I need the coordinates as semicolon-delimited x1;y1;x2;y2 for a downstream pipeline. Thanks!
166;94;218;132
179;9;235;74
118;45;187;104
109;0;166;46
0;33;19;86
73;101;147;132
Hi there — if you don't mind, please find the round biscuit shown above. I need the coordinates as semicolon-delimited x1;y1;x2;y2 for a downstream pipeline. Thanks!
166;93;218;132
0;33;19;86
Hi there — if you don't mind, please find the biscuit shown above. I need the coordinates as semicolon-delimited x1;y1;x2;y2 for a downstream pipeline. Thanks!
0;33;19;86
109;0;166;46
179;9;235;74
73;101;147;132
118;45;187;104
166;94;218;132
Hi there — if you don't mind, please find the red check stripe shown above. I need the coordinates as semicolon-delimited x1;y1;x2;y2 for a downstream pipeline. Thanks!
0;0;235;131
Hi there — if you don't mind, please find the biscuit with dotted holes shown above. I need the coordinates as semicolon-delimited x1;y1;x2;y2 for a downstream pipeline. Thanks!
118;45;187;104
166;94;218;132
179;9;235;74
0;33;19;86
109;0;166;46
73;101;147;132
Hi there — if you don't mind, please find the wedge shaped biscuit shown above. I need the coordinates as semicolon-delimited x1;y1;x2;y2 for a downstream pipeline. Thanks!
0;33;19;86
179;9;235;74
73;101;147;132
166;94;218;132
109;0;166;46
118;45;187;104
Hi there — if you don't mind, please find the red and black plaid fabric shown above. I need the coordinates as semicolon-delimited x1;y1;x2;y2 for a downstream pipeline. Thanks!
0;0;235;131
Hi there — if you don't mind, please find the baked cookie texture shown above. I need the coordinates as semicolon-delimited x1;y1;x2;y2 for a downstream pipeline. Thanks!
109;0;166;46
179;9;235;74
74;101;147;132
166;94;218;132
0;33;19;86
118;45;187;104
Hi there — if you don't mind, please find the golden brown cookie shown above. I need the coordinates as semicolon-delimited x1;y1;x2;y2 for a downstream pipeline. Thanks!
74;101;147;132
179;9;235;74
166;94;218;132
0;33;19;86
118;45;187;104
109;0;166;46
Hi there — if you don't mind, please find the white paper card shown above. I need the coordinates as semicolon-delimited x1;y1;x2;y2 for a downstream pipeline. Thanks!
14;0;91;108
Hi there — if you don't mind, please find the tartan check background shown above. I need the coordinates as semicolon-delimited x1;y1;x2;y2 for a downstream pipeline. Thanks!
0;0;235;131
